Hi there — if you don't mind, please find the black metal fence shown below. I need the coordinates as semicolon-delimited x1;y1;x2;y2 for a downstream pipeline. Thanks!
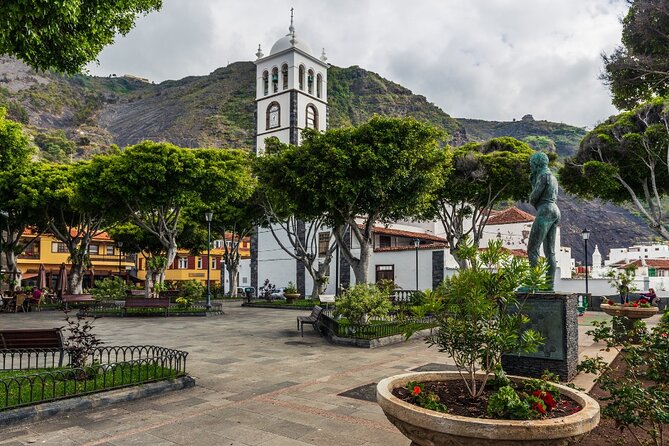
0;345;188;411
319;313;435;340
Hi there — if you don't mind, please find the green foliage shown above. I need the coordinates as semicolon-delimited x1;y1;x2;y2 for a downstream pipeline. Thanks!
426;137;533;267
34;130;76;163
578;315;669;446
284;281;298;294
423;239;544;398
406;381;448;413
0;0;162;74
602;0;669;108
605;265;638;299
180;280;203;301
487;385;535;420
333;284;392;325
91;277;128;301
560;98;669;240
522;135;556;153
375;279;397;296
175;296;193;310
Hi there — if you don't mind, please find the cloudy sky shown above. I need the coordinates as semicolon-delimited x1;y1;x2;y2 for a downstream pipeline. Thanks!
87;0;629;128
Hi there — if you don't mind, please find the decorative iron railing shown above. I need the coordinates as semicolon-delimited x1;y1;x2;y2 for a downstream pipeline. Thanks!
0;345;188;411
319;313;435;340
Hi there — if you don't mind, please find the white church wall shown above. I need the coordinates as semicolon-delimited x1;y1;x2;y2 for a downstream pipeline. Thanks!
371;249;439;291
257;225;297;290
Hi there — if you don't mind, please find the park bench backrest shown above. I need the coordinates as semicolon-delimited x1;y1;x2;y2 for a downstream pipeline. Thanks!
62;294;95;302
124;297;170;308
311;306;323;319
0;328;64;350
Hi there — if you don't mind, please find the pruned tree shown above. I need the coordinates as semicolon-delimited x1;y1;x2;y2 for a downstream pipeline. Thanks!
0;109;43;286
560;98;669;240
426;137;534;269
96;142;204;287
181;149;259;297
0;0;162;74
30;161;111;293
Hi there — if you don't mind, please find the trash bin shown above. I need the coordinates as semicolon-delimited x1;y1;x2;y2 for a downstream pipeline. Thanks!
244;287;255;303
576;293;590;316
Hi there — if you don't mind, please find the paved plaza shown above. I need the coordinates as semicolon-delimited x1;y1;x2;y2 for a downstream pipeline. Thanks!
0;304;632;446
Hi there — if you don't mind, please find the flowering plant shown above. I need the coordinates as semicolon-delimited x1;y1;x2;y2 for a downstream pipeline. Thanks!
406;381;447;413
579;312;669;446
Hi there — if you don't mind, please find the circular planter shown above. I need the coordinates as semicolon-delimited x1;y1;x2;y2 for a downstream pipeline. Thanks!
284;293;300;304
600;303;658;319
377;372;600;446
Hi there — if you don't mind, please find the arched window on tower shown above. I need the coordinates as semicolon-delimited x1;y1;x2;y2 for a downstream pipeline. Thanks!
305;104;318;129
267;102;280;129
307;69;314;95
262;71;269;96
281;64;288;90
271;67;279;93
316;73;323;98
299;65;305;90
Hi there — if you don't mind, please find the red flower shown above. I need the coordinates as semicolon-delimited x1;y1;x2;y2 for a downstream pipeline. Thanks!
532;401;546;414
639;298;648;304
661;333;668;338
532;390;555;410
632;302;639;307
607;300;615;305
412;386;421;396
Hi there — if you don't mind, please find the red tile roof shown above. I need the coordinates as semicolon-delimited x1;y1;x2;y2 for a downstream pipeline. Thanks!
365;225;448;243
487;207;535;225
622;259;669;269
374;243;449;253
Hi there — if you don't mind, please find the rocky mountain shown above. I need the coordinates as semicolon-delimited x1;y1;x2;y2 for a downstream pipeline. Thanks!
0;56;658;259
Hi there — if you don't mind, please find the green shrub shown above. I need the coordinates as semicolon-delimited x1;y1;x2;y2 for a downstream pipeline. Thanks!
578;311;669;446
181;280;204;301
91;277;128;301
487;385;535;420
284;281;298;294
334;284;392;324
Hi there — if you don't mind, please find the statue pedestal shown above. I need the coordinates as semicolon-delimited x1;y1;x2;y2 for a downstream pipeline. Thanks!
502;293;579;381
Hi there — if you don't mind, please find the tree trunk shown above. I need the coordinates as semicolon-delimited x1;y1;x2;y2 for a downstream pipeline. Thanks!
69;263;85;294
351;245;371;285
144;270;153;298
227;263;239;297
4;250;21;288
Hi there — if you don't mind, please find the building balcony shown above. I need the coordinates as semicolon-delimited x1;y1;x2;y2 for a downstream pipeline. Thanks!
89;254;135;264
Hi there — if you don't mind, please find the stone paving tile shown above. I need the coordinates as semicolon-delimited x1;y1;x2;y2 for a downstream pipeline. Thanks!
106;432;179;446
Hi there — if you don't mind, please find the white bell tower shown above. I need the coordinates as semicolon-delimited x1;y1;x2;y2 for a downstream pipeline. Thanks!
254;9;329;152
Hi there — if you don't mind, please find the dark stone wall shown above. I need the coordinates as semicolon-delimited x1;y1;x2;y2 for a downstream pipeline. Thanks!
296;220;306;296
250;227;258;292
339;229;351;289
432;251;444;289
502;293;579;381
289;90;298;145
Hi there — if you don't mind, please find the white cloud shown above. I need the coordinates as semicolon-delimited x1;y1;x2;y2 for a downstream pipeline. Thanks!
87;0;629;127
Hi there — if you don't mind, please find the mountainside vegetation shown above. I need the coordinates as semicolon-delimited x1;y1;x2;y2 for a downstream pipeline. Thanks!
458;114;587;158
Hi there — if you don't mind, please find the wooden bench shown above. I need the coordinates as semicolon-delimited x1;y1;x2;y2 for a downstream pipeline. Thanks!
296;306;323;337
62;294;96;310
0;328;65;366
123;297;170;317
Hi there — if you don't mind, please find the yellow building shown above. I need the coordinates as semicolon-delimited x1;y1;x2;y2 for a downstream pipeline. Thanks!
136;237;251;286
18;229;250;288
18;229;135;289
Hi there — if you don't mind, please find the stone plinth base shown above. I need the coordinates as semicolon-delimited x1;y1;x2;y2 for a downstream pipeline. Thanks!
502;293;578;381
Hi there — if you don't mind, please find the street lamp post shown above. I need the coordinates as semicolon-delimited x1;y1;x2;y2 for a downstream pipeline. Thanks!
413;239;420;291
581;229;590;296
117;241;123;278
205;211;213;310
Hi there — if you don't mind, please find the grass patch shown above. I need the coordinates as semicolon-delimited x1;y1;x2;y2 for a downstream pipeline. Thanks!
0;363;182;410
246;299;317;309
88;307;208;316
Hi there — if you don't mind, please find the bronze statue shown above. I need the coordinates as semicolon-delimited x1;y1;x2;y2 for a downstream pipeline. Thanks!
527;152;560;289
